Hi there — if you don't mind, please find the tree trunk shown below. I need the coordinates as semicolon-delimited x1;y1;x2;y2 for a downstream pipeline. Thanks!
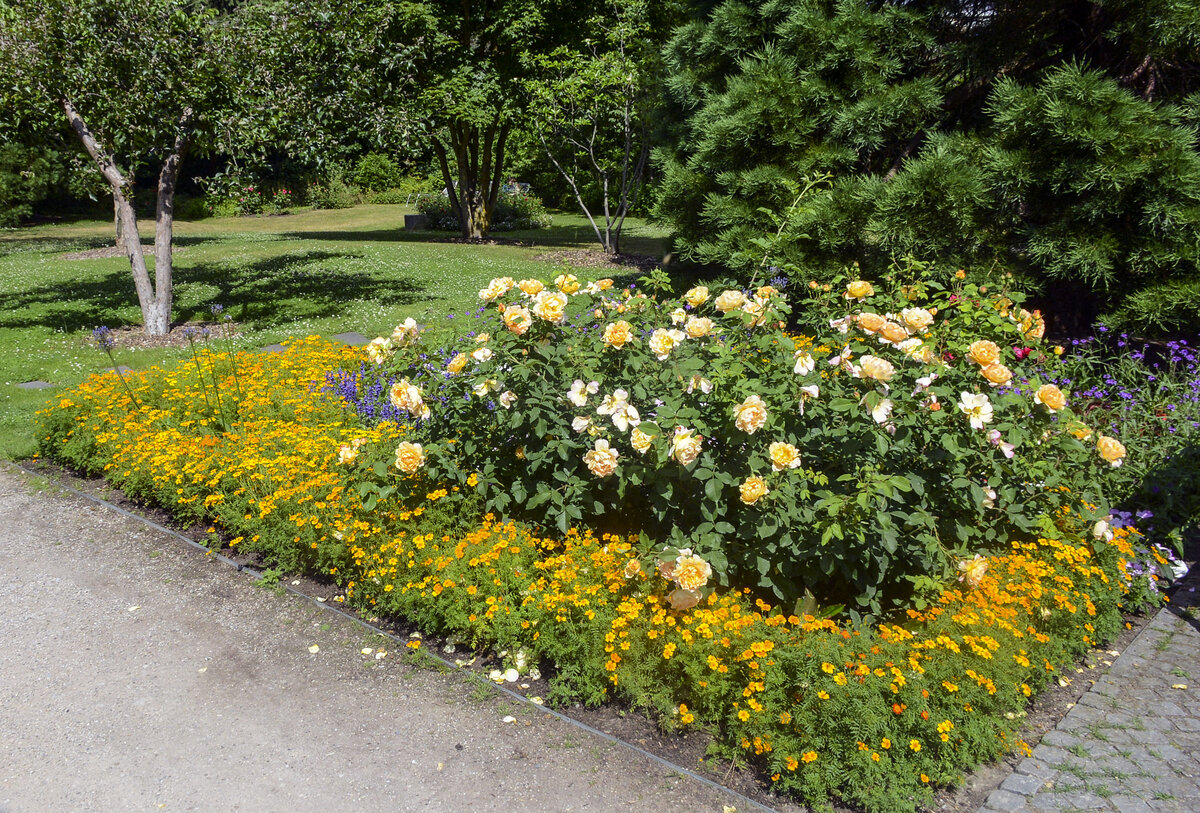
63;98;189;336
434;118;508;240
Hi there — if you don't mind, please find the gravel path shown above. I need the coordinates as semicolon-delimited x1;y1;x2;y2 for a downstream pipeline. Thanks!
0;464;757;813
978;574;1200;813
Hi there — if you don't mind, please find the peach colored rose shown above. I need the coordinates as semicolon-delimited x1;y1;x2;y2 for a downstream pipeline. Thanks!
858;355;895;382
365;337;392;364
603;320;633;349
623;559;642;579
503;305;532;335
583;439;619;477
630;425;655;454
714;290;747;313
899;307;934;332
394;441;426;474
742;297;768;326
739;475;769;505
683;286;709;307
968;340;1001;366
1097;435;1126;467
673;553;712;590
980;363;1012;386
856;312;887;334
446;353;468;375
879;322;909;344
1034;384;1066;411
756;285;780;299
957;555;987;589
667;588;701;611
479;276;515;302
337;444;358;465
1068;420;1093;440
768;441;801;471
734;395;768;434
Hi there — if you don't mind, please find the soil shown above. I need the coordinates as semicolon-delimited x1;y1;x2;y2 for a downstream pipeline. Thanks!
88;321;244;351
533;248;660;273
17;457;1173;813
60;243;188;261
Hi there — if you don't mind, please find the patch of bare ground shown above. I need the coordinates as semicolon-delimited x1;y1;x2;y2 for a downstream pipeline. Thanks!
534;248;659;273
19;457;1175;813
61;243;187;261
83;321;243;351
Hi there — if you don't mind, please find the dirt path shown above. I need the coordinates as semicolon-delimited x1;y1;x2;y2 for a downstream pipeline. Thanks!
0;464;758;813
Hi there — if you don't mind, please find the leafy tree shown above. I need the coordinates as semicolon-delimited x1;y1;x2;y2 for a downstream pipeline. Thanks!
1;0;225;335
523;0;669;254
655;0;1200;334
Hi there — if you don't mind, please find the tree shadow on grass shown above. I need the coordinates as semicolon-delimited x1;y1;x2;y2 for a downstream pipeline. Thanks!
0;248;427;334
277;223;667;255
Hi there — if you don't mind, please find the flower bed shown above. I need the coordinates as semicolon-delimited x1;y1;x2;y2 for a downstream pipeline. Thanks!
36;275;1169;811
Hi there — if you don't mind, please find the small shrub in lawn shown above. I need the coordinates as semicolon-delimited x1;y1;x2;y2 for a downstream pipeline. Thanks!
353;152;404;192
339;272;1130;618
416;189;552;232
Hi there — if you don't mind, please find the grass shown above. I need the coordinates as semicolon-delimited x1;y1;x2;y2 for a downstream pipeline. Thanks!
0;203;668;457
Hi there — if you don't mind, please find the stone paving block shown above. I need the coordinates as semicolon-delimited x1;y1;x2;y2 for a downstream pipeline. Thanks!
984;788;1030;812
1110;795;1156;813
259;344;287;353
1041;730;1082;748
16;380;53;389
1015;757;1059;780
332;331;369;346
103;365;133;374
1000;772;1049;796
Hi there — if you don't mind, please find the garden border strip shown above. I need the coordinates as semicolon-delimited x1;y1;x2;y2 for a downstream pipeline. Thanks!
10;460;781;813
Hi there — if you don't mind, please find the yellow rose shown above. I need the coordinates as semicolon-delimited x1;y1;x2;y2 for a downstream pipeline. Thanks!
756;285;780;299
714;290;747;313
768;441;801;471
602;320;633;349
683;286;709;307
742;297;768;327
517;278;545;296
630;425;655;454
1034;383;1066;411
898;338;933;363
365;337;392;364
672;426;703;466
968;340;1001;366
673;553;712;591
1017;308;1045;340
899;307;934;332
649;327;686;360
980;363;1013;387
685;315;714;338
623;559;642;579
583;438;620;477
446;353;468;375
856;312;887;334
503;305;532;335
957;554;988;588
734;394;768;434
532;290;568;324
739;475;769;505
845;280;874;300
337;444;358;465
858;355;895;382
1097;435;1126;467
478;276;515;302
554;273;580;294
394;441;426;474
879;322;909;344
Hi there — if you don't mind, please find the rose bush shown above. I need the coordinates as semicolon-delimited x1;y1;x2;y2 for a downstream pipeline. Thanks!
337;272;1128;618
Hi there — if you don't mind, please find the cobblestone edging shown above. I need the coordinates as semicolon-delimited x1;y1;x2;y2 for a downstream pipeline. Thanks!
979;578;1200;813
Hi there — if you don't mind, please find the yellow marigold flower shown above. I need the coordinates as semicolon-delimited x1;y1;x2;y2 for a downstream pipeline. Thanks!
1097;435;1126;467
737;709;750;721
821;662;836;674
801;750;818;764
881;738;891;750
739;475;769;505
910;739;922;752
968;340;1001;366
817;690;830;700
1034;383;1066;411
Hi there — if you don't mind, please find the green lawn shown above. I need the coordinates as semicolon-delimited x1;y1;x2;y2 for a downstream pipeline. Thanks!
0;204;669;457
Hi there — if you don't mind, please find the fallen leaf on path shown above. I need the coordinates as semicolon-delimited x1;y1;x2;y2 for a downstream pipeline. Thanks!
308;644;320;654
